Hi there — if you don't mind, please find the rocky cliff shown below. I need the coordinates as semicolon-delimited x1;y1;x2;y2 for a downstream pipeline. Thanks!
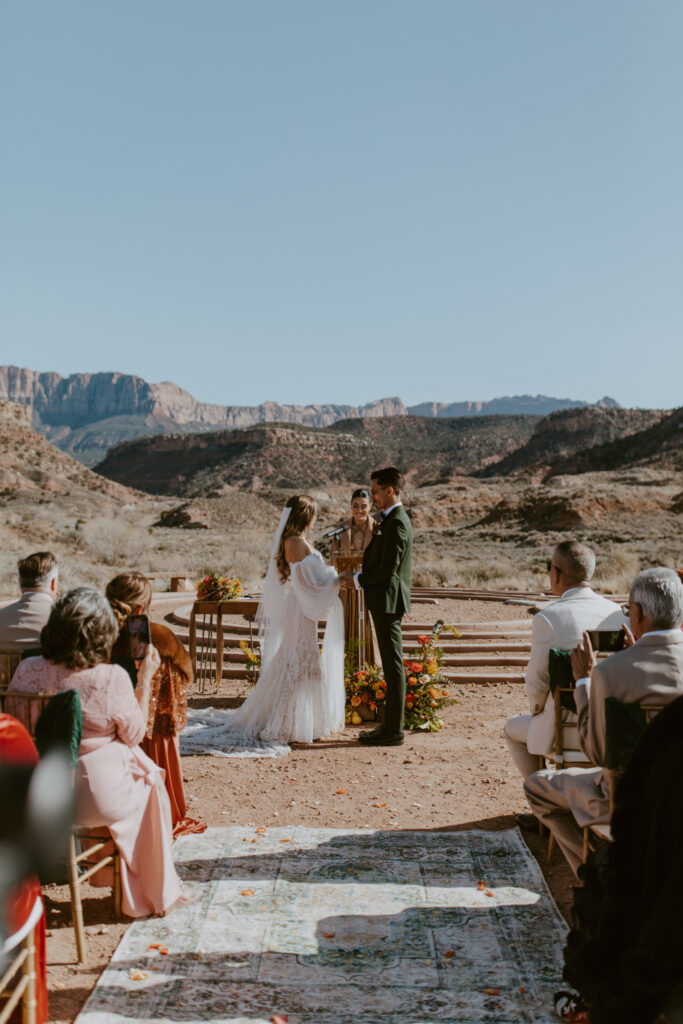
407;394;620;417
0;366;406;464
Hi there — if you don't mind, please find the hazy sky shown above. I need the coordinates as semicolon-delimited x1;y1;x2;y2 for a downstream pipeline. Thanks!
2;1;681;409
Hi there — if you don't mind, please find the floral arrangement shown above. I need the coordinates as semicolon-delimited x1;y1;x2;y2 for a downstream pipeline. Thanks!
344;620;456;732
196;572;243;602
239;639;261;686
403;620;456;731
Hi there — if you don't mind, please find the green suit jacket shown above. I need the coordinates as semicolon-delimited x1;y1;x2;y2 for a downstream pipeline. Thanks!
358;505;413;616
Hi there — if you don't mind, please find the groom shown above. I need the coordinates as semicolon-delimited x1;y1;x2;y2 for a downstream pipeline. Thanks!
341;466;413;746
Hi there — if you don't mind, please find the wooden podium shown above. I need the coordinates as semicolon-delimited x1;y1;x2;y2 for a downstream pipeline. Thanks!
332;550;366;672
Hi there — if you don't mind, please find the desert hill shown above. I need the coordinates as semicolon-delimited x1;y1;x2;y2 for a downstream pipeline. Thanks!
547;406;682;476
1;364;620;466
0;399;140;507
476;406;668;478
93;414;542;495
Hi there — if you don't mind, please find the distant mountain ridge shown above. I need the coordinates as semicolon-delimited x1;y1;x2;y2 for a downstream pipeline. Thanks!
0;363;621;465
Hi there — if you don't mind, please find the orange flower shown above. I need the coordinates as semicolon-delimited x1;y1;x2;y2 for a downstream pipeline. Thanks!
369;703;376;711
417;635;430;645
351;695;361;707
408;676;417;685
409;661;423;673
360;692;370;704
375;689;385;701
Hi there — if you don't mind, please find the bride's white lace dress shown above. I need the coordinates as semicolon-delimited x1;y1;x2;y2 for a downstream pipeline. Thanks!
181;551;345;757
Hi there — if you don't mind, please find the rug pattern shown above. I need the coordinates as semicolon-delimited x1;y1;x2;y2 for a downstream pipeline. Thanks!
77;827;567;1024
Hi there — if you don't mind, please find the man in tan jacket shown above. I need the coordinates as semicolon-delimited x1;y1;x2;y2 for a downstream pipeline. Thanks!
0;551;58;651
524;567;683;875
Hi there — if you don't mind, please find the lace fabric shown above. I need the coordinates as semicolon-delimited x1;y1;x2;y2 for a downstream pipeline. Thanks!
181;552;345;758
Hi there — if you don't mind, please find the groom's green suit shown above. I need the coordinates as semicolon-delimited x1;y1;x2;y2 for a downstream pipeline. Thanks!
357;504;413;737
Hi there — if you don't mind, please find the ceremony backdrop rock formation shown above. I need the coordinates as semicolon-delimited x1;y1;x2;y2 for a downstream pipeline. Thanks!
0;364;621;466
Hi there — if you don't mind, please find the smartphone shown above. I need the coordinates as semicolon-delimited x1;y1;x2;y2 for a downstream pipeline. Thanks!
126;614;151;661
587;629;625;654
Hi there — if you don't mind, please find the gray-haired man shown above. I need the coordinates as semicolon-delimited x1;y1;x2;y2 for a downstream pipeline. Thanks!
0;551;59;651
524;567;683;875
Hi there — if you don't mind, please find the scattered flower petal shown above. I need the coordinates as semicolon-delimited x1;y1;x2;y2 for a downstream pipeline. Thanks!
240;889;255;896
129;969;147;981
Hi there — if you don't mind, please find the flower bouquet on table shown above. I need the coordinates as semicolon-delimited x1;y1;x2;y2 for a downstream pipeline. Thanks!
196;572;243;602
403;619;457;732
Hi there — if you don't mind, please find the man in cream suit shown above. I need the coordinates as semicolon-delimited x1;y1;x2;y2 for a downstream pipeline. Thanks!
0;551;58;651
524;567;683;875
504;540;623;779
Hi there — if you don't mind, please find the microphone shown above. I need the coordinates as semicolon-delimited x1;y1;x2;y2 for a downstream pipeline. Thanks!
323;524;347;539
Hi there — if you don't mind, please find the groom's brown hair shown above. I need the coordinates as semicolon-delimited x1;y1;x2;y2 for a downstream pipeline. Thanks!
371;467;404;494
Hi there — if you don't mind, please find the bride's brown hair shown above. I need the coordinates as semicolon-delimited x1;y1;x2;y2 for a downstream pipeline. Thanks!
276;494;317;583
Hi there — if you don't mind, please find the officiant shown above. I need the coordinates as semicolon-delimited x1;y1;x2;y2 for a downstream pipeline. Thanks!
329;488;379;667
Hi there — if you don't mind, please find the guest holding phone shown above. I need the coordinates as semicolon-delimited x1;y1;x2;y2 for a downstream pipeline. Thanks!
107;572;204;836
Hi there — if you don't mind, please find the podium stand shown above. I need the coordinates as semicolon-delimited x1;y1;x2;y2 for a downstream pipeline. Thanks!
332;550;366;673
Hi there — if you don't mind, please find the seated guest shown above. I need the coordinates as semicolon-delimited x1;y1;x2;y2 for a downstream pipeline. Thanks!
524;567;683;876
0;551;58;652
504;541;623;783
106;572;202;835
0;713;48;1024
8;587;185;917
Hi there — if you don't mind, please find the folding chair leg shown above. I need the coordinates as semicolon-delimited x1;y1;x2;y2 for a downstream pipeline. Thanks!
67;834;87;962
546;832;555;863
113;850;122;918
582;826;590;863
22;928;37;1024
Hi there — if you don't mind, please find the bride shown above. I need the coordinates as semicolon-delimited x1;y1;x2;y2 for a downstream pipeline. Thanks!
181;495;345;757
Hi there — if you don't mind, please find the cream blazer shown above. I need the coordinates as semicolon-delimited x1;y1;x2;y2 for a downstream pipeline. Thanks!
526;586;624;755
575;630;683;783
0;591;54;651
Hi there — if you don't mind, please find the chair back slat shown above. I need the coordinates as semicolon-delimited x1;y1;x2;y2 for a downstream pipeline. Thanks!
0;649;23;695
3;692;54;735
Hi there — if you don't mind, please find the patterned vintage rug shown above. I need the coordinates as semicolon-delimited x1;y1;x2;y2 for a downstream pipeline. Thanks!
77;827;567;1024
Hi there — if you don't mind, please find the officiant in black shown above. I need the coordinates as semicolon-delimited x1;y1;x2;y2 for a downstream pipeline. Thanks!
329;488;379;667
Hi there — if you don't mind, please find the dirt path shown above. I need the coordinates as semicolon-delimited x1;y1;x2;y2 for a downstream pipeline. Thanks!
42;598;574;1023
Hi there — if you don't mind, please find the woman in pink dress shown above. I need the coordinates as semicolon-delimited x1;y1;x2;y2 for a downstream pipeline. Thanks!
8;587;184;918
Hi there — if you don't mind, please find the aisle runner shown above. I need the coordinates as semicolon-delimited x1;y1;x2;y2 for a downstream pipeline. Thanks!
77;827;567;1024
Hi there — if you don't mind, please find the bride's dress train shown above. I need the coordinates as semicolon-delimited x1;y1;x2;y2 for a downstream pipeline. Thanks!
180;551;345;757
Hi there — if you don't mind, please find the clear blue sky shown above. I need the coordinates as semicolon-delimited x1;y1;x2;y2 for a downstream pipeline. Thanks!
2;1;681;409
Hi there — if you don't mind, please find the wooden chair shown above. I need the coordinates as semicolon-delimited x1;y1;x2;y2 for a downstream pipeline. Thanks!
5;690;123;962
0;648;23;699
0;929;37;1024
582;699;667;861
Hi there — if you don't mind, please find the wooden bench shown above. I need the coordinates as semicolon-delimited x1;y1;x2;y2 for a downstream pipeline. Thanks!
142;572;194;593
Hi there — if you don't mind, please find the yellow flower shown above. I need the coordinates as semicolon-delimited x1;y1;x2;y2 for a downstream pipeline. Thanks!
427;661;439;676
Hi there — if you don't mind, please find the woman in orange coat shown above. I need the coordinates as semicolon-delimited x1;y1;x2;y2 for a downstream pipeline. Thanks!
106;572;203;836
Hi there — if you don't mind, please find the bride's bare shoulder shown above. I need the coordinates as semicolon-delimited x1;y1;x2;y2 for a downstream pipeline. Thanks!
284;535;313;564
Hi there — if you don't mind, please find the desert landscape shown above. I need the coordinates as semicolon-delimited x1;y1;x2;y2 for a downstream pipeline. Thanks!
1;376;681;1022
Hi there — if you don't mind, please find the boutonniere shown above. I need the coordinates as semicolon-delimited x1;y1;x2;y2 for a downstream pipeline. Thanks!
372;519;382;536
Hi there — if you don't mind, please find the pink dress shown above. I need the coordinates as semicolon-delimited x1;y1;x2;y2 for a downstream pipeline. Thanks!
8;657;183;918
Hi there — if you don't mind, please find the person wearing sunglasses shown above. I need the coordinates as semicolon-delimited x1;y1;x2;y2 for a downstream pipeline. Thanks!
504;541;624;796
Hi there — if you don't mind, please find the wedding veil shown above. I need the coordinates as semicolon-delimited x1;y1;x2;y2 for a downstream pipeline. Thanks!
255;505;292;675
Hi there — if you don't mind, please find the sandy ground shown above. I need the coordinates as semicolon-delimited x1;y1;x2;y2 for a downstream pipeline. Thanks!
41;598;574;1023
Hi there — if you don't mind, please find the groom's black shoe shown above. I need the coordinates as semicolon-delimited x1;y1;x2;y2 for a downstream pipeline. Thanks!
358;726;384;741
358;731;404;746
